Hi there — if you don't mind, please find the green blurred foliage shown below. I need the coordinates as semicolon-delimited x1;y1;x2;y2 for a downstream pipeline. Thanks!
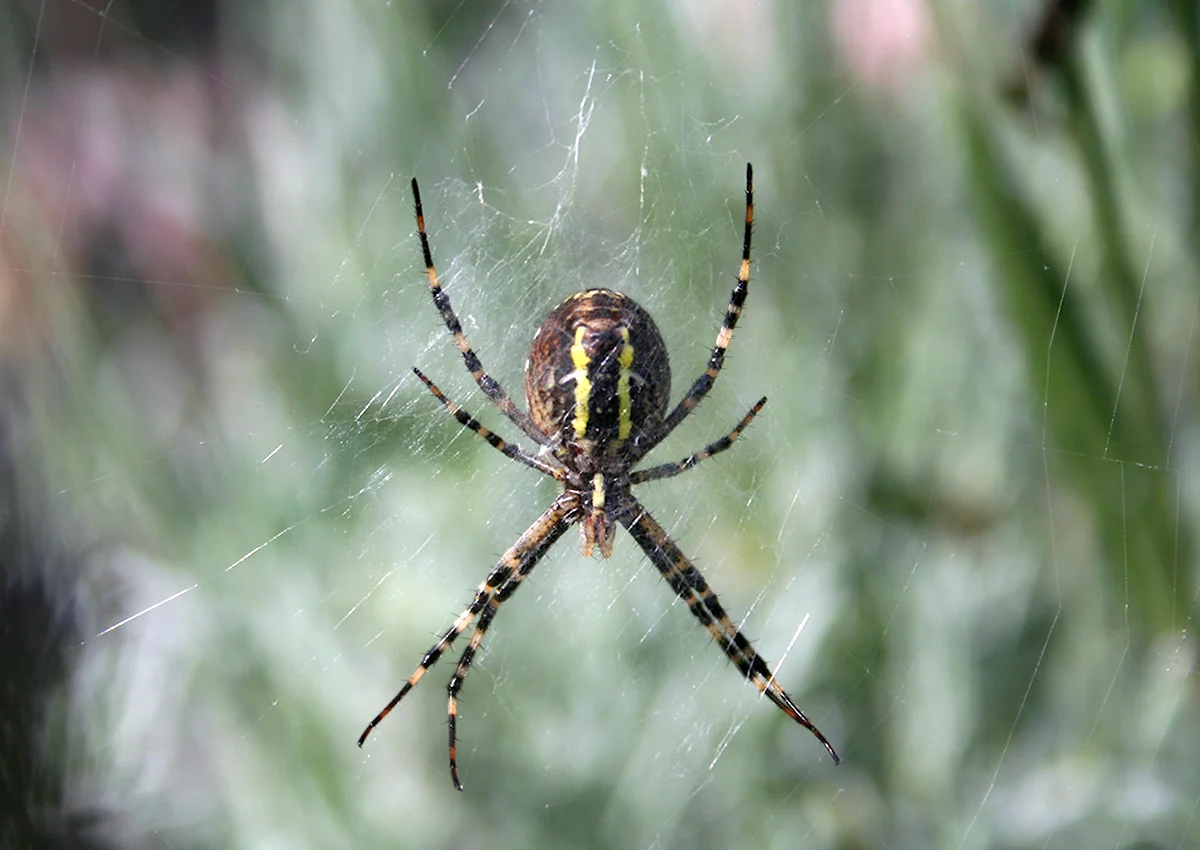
0;1;1196;848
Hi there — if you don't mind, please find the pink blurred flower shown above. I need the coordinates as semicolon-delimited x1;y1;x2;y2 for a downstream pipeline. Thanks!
830;0;931;91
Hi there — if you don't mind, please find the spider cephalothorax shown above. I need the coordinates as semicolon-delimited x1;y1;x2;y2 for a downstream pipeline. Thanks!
357;164;839;790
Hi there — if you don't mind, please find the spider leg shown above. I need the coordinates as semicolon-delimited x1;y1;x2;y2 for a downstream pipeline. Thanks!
357;497;572;753
630;397;766;485
618;497;839;764
444;521;565;790
413;367;564;481
641;163;755;457
411;178;547;446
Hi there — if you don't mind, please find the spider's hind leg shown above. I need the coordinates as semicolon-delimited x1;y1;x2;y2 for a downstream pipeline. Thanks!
444;596;500;790
618;496;840;764
357;498;572;766
442;501;572;789
357;574;501;749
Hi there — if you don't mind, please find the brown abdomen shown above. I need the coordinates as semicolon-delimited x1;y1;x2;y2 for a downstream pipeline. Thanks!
524;289;671;452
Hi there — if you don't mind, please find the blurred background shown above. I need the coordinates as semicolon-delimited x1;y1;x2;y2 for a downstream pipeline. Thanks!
1;1;1197;848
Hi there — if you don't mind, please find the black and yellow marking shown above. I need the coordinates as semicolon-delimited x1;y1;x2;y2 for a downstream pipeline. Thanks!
358;497;572;790
569;326;593;438
412;366;565;482
568;324;636;442
615;328;635;440
411;177;548;447
525;288;670;453
620;498;840;765
360;164;839;790
658;162;754;440
631;396;767;485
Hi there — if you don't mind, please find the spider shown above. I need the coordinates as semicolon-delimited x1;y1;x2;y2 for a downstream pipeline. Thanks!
357;163;839;789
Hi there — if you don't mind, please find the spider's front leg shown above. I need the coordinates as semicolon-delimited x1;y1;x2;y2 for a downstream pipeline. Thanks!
640;162;756;458
618;496;839;764
410;177;547;446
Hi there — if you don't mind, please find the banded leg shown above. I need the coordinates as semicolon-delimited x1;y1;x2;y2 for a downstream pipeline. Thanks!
413;367;564;481
357;497;572;749
444;520;568;790
619;497;839;764
411;178;547;446
630;397;766;485
641;163;755;458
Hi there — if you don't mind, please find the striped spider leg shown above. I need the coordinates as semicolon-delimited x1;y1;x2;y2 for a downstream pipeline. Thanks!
630;162;757;463
411;177;549;448
357;164;838;790
619;497;839;764
357;493;572;791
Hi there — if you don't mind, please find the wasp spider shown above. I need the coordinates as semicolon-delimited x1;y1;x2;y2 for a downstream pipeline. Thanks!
358;164;839;789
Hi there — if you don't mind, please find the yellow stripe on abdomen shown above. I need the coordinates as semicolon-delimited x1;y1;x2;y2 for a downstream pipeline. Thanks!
571;324;636;443
616;327;634;440
570;326;592;438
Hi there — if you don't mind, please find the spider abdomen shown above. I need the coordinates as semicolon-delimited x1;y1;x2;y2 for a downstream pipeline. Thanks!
524;289;671;452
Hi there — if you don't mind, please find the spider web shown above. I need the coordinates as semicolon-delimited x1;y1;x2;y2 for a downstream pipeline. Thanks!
1;1;1198;848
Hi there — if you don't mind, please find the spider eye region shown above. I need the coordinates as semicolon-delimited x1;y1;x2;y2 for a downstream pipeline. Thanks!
525;289;671;449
